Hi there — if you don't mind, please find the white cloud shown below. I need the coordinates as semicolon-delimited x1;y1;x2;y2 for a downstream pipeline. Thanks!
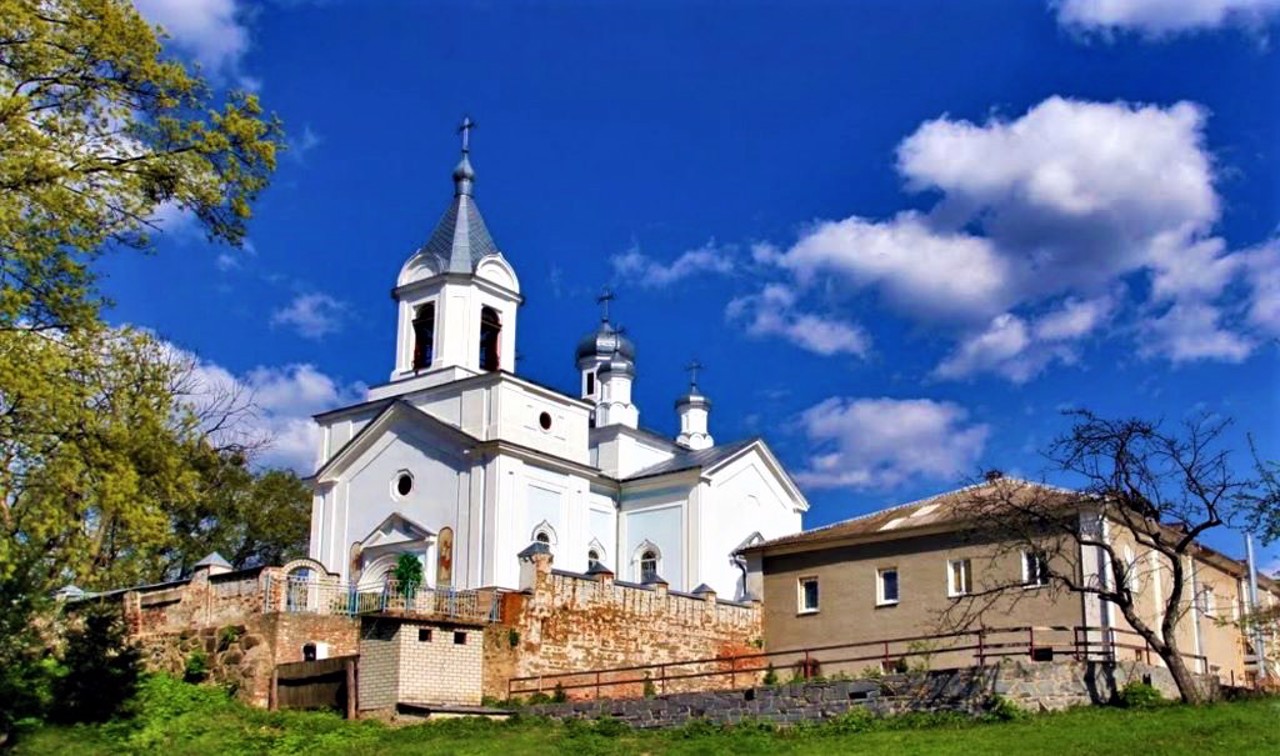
214;239;256;272
1140;302;1254;362
286;125;323;165
1054;0;1280;37
1243;241;1280;336
134;0;251;80
781;212;1010;322
726;284;870;357
181;353;367;472
752;96;1266;374
794;397;989;489
935;296;1115;382
270;293;347;340
1033;295;1115;341
611;240;735;288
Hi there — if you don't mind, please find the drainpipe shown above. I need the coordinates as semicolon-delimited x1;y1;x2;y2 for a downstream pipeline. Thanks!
1245;533;1268;680
1189;557;1205;674
732;554;751;602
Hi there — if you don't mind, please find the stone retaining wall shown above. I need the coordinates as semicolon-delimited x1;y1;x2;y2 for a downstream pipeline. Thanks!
526;660;1219;728
485;552;762;701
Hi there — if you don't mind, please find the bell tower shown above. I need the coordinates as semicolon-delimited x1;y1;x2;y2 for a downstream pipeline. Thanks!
390;118;521;383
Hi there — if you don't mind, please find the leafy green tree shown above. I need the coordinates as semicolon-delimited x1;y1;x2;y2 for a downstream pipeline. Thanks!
0;0;282;330
394;553;424;592
51;601;142;723
167;462;312;576
0;326;212;591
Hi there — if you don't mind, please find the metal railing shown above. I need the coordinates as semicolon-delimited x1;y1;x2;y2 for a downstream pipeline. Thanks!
268;574;503;624
506;624;1208;700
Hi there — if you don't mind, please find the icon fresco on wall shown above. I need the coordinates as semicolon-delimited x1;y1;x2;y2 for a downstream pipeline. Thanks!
437;526;454;587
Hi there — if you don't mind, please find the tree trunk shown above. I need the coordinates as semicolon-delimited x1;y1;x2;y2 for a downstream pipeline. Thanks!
1157;642;1205;704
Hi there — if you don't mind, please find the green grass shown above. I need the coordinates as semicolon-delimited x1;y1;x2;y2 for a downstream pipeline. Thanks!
13;676;1280;756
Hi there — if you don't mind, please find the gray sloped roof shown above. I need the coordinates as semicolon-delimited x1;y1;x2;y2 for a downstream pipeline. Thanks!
418;152;502;274
193;552;233;569
622;437;758;482
421;193;500;274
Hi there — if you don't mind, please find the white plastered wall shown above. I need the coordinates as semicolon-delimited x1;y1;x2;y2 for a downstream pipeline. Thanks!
701;450;805;599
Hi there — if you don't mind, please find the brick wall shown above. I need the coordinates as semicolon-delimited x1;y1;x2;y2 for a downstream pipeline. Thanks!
483;554;763;700
358;616;484;710
357;619;400;711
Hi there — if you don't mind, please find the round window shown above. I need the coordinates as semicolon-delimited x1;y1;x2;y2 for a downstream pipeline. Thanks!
539;411;552;431
395;473;413;497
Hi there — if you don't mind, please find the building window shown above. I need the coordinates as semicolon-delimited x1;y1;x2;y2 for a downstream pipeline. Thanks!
1200;586;1217;617
535;531;551;545
640;550;659;583
877;568;899;606
588;549;600;563
539;411;552;431
798;577;819;614
453;631;467;645
585;371;595;396
394;472;413;498
418;628;432;642
948;559;972;597
1023;550;1050;588
412;302;435;370
479;306;501;371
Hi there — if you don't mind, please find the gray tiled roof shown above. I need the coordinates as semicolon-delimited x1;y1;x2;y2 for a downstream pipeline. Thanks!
623;437;758;482
420;192;500;274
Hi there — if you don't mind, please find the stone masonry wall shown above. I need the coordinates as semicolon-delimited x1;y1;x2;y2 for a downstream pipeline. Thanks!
527;660;1221;729
483;554;763;701
110;564;358;709
136;612;358;708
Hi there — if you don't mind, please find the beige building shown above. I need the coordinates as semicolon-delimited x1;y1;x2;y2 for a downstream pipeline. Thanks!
741;479;1280;687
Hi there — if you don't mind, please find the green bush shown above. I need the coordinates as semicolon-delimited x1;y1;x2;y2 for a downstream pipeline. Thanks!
51;602;142;724
552;682;567;703
1118;681;1165;709
762;664;779;686
393;553;423;593
216;626;241;651
183;650;209;684
507;628;520;648
588;716;631;736
981;695;1024;722
642;673;656;698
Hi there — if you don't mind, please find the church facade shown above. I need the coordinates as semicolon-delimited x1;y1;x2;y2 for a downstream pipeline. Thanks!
306;129;807;599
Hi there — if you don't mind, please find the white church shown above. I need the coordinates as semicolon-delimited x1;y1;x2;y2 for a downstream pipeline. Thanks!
307;124;807;600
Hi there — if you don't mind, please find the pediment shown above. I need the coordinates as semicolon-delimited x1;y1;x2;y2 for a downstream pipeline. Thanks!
315;400;479;483
359;512;435;550
704;440;810;513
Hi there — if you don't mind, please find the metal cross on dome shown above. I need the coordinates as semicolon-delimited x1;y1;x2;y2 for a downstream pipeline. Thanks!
685;359;704;389
596;287;615;323
458;115;476;153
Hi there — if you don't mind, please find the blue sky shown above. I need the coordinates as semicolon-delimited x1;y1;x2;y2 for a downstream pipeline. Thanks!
110;1;1279;569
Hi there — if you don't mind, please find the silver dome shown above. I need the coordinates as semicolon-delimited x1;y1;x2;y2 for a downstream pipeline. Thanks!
575;321;636;364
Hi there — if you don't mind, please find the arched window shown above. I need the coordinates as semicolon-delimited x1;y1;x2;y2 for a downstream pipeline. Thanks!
640;550;659;583
412;303;435;370
588;548;600;563
535;531;551;545
479;306;501;371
